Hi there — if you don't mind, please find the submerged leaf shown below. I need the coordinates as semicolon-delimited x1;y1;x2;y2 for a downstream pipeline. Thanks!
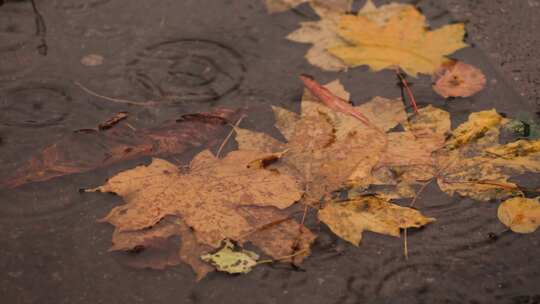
318;196;435;246
201;240;259;274
2;108;237;188
498;197;540;233
328;4;467;76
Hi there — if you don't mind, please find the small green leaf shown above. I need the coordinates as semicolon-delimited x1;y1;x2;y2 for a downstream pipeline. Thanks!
201;240;259;274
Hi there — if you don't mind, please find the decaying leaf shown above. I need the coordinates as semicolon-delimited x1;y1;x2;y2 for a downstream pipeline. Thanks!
328;3;467;76
318;196;435;246
235;79;405;203
90;149;314;279
432;110;540;201
201;240;259;274
2;109;237;188
433;61;487;98
498;197;540;233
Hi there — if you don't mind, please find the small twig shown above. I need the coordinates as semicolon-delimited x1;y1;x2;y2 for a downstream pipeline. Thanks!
30;0;48;55
124;122;137;131
74;81;156;107
410;179;434;208
395;69;419;114
404;228;409;260
443;179;520;191
216;115;245;158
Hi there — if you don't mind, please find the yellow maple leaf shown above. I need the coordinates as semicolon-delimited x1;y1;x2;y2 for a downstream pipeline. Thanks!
318;196;435;246
328;4;467;76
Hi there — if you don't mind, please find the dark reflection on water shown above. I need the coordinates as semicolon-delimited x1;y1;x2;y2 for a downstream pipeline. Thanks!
1;0;539;303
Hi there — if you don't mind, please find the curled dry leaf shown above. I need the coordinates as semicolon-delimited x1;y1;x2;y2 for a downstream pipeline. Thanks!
2;108;237;188
89;149;314;279
318;196;435;246
201;240;259;274
498;197;540;233
328;3;467;76
433;61;487;98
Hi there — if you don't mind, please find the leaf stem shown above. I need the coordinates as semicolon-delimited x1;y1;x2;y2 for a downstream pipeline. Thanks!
395;69;419;114
216;115;246;158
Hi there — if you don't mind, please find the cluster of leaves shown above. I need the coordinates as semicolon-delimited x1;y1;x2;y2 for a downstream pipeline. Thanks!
89;78;540;280
275;0;486;98
5;0;539;281
81;1;538;280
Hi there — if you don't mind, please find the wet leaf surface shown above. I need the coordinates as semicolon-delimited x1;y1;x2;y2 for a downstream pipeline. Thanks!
1;0;540;302
2;108;237;188
318;196;435;246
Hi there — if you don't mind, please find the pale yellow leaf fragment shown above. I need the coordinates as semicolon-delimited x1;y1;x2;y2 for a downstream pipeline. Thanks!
201;240;259;274
328;5;467;76
318;196;435;246
498;197;540;233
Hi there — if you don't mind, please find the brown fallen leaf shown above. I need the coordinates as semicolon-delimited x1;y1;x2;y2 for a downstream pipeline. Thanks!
235;79;405;203
2;108;237;188
98;111;129;130
433;61;487;98
498;197;540;234
318;196;435;246
90;149;314;279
